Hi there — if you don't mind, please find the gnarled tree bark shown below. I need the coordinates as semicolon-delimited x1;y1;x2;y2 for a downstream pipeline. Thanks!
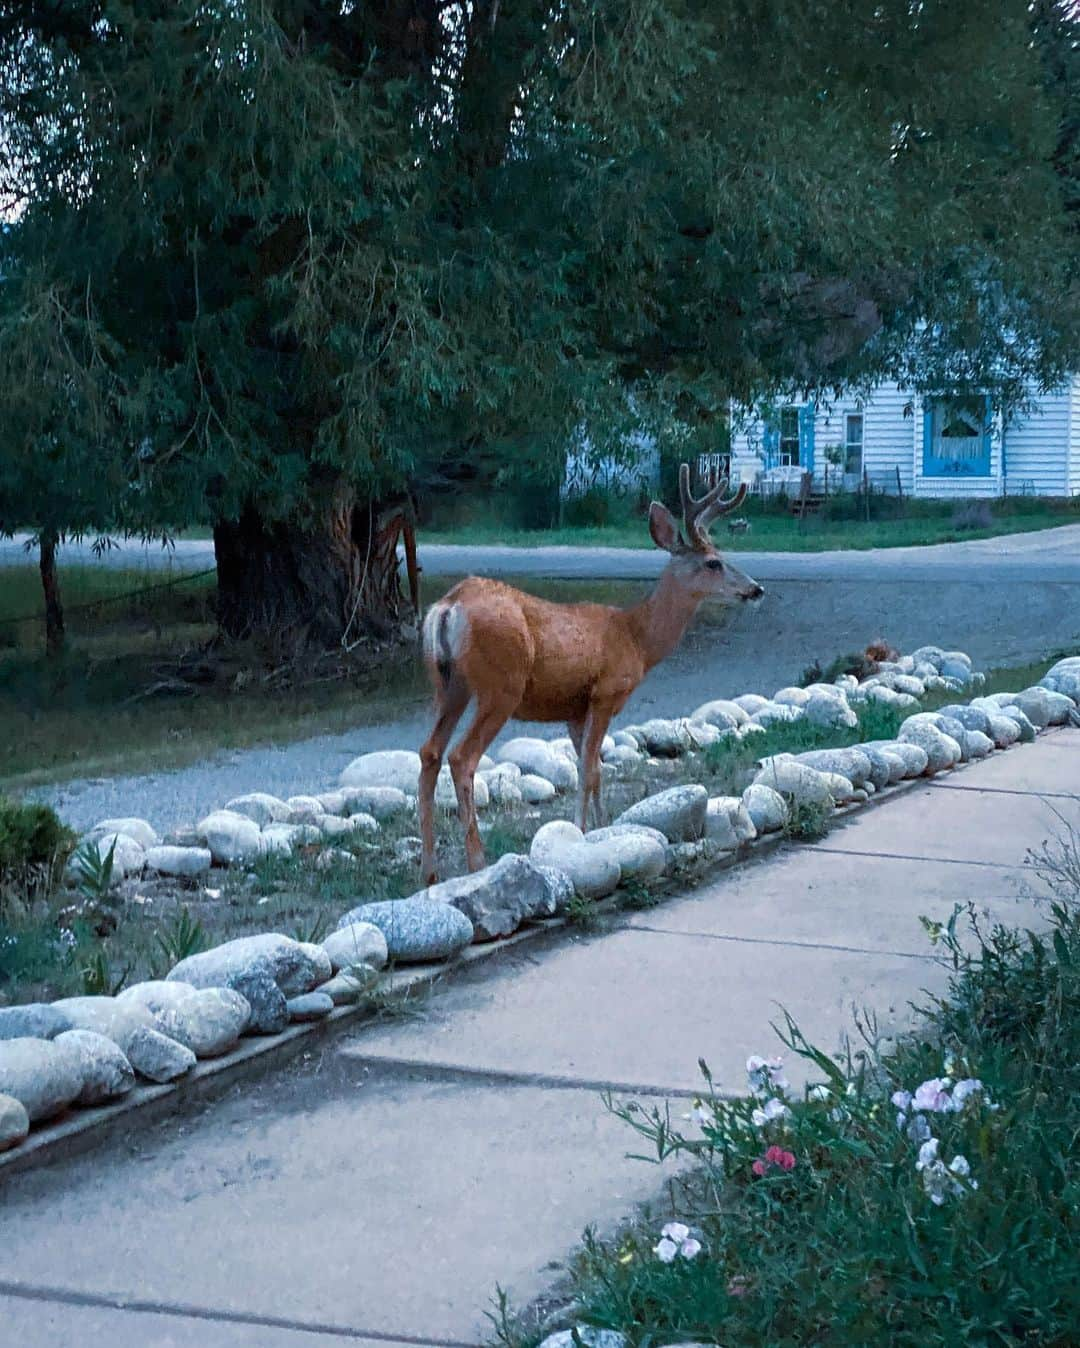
39;529;65;659
213;493;418;656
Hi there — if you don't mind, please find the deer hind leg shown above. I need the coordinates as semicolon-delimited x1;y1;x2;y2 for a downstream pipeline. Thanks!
419;676;471;885
449;690;520;872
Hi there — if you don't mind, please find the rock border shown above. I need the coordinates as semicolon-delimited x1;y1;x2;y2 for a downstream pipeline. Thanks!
4;650;1078;1171
0;755;997;1179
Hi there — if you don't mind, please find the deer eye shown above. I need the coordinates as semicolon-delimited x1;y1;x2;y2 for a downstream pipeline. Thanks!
705;558;724;572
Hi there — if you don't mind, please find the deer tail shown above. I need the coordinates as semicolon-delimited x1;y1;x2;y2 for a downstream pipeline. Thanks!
422;601;467;688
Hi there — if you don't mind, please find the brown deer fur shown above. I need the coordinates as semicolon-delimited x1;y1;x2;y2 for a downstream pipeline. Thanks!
418;464;764;883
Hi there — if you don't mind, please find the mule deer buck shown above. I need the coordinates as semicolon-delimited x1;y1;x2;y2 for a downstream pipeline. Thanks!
418;464;763;883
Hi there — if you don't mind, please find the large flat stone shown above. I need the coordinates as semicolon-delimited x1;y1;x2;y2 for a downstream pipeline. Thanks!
925;729;1079;797
813;778;1071;868
0;1293;418;1348
342;928;948;1096
622;849;1043;956
0;1064;650;1342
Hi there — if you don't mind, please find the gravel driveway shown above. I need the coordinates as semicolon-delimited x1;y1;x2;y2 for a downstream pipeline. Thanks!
33;526;1080;833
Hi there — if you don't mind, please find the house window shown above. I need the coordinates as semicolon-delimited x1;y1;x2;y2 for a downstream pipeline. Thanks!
697;452;730;490
922;395;992;477
779;407;800;465
844;414;863;474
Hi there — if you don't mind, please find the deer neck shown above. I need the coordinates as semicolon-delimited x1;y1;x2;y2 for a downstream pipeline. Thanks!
626;563;703;672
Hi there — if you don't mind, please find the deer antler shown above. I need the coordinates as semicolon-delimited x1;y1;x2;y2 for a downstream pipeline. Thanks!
678;462;748;550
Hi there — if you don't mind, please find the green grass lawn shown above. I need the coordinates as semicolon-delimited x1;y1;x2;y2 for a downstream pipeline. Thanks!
423;495;1080;552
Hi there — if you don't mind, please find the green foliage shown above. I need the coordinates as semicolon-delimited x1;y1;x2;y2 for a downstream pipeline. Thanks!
70;837;118;907
0;796;73;878
1;0;1076;615
532;841;1080;1346
689;702;904;799
80;946;131;998
565;891;600;928
782;798;834;843
151;908;210;977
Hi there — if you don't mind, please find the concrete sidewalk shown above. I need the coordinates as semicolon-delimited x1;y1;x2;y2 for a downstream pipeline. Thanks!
2;734;1077;1347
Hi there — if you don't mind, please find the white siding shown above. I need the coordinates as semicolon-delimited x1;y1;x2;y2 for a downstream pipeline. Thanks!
821;383;915;496
1001;383;1072;497
732;378;1076;498
1070;376;1080;496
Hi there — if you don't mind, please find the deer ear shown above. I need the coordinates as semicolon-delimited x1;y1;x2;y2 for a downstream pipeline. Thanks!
648;502;682;554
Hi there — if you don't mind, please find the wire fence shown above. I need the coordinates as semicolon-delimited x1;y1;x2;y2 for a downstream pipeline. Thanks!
0;567;216;629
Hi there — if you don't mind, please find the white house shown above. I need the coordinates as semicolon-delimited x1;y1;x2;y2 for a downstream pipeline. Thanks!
728;377;1080;499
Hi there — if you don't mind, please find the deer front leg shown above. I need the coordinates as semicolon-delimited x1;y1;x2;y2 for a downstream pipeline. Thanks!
577;704;614;832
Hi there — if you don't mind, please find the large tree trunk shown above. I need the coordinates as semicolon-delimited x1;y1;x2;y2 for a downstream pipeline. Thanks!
39;529;65;659
213;493;418;655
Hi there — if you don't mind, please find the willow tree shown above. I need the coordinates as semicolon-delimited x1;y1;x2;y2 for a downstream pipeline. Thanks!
1;1;1076;651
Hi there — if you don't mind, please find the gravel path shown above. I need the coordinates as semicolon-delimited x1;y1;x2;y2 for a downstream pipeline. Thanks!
37;568;1080;835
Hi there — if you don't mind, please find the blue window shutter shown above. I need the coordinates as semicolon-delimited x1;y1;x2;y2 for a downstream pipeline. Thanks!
763;420;779;468
922;400;934;476
798;402;816;474
981;395;993;467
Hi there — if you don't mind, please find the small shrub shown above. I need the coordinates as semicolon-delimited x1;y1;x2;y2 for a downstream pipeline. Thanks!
0;796;74;914
565;891;599;927
617;880;664;912
782;797;833;842
951;500;994;531
291;911;331;945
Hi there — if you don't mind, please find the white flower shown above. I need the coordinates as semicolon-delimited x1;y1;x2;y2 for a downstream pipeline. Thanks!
751;1097;792;1127
891;1089;913;1112
950;1079;983;1109
906;1113;932;1146
923;1162;950;1205
683;1101;712;1128
912;1078;951;1112
654;1223;702;1262
746;1054;787;1095
808;1084;832;1103
919;1147;976;1205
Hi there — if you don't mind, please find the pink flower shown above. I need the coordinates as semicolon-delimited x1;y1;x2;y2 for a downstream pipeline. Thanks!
754;1146;796;1175
912;1078;952;1112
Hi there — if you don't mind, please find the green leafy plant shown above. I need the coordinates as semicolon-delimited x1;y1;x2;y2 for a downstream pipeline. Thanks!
150;907;209;975
782;797;834;842
71;836;118;907
80;946;131;996
565;891;599;928
291;911;331;945
617;880;665;913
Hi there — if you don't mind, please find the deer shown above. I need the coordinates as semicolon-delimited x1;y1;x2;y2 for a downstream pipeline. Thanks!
418;464;764;884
